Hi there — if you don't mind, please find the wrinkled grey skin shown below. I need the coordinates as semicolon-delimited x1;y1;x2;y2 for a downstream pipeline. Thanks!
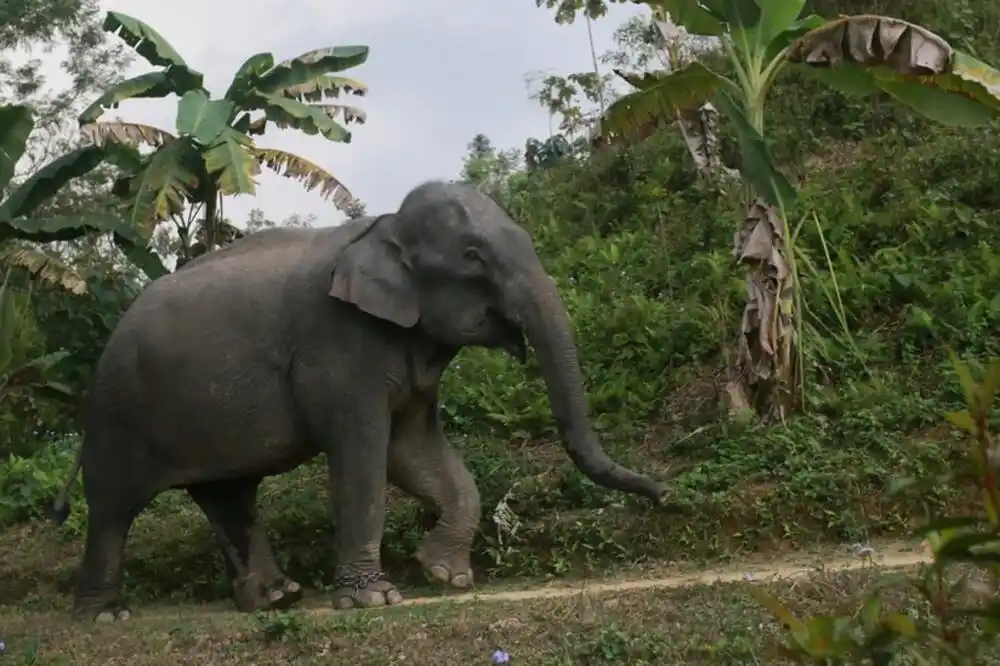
51;181;663;621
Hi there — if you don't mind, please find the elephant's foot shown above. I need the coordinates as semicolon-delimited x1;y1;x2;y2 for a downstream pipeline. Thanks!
232;573;303;612
74;600;132;623
264;578;303;610
416;538;474;588
331;571;403;610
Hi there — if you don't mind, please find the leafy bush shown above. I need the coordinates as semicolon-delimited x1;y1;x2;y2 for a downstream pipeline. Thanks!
757;353;1000;663
0;439;79;528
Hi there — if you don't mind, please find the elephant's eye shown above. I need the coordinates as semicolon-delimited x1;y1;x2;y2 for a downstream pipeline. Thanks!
463;246;484;264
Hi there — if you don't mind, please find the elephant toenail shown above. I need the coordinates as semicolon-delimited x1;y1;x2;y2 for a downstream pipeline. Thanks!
386;589;404;604
268;589;285;603
364;592;387;607
116;609;131;621
286;581;301;594
428;564;450;582
451;572;471;588
95;611;115;623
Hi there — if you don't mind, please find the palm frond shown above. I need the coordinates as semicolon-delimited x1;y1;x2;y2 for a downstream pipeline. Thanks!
248;147;355;212
312;104;367;125
281;75;368;103
81;121;176;149
0;243;88;294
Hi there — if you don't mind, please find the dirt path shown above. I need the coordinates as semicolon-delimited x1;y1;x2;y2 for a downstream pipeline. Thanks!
276;539;931;616
65;539;929;624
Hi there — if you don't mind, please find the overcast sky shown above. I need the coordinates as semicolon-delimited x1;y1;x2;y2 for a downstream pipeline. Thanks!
55;0;645;226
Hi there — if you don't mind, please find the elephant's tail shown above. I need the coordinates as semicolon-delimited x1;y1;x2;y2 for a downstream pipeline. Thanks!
49;441;84;525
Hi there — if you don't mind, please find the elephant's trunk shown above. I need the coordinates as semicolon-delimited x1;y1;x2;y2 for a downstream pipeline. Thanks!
514;270;664;504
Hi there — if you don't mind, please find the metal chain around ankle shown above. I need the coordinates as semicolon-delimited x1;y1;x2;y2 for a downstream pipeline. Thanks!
334;570;387;594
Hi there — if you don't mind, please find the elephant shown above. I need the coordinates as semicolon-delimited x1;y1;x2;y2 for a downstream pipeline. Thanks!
50;180;664;621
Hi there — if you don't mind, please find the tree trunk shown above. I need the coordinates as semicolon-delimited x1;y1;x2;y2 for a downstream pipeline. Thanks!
649;11;793;421
729;198;797;422
203;189;219;253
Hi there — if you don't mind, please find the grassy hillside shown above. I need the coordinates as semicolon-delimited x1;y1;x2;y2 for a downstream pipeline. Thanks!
3;0;1000;612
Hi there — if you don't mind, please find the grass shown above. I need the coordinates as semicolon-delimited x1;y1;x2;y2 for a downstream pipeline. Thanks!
0;541;990;666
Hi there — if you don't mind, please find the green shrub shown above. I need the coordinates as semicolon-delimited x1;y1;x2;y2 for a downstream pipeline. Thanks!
757;353;1000;664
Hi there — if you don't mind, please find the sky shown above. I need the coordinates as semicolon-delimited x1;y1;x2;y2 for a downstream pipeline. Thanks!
42;0;647;227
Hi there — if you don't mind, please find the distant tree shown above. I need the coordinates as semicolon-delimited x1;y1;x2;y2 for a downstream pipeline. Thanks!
156;208;318;269
459;134;521;195
244;209;317;232
342;198;368;220
0;0;145;287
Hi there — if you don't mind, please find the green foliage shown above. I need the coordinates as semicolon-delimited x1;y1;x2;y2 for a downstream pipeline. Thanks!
1;439;79;525
0;103;164;278
596;2;1000;421
756;353;1000;663
458;133;521;196
0;277;76;459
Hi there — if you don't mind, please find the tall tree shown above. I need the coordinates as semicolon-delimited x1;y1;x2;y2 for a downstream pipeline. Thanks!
342;199;369;220
80;11;370;268
459;134;521;194
0;0;140;287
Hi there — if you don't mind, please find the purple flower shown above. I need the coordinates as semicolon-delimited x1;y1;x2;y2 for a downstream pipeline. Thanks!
491;649;510;664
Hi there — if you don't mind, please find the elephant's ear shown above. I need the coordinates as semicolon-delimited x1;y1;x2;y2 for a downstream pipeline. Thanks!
328;215;419;328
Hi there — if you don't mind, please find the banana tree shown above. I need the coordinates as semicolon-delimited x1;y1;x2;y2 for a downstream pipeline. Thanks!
80;11;370;261
647;9;737;181
0;104;167;283
601;0;1000;421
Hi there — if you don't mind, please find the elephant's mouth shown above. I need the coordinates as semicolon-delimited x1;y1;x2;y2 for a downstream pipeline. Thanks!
489;308;527;363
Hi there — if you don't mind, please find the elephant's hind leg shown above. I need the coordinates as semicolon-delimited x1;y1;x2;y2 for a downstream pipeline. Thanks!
186;477;302;612
388;401;481;589
73;489;149;622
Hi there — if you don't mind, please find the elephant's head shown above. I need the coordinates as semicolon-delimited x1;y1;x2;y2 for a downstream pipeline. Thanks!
329;181;663;504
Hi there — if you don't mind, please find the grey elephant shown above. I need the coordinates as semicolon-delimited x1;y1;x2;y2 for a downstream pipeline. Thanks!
50;180;663;621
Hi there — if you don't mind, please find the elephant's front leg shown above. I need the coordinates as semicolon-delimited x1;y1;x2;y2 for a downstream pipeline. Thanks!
323;397;403;610
388;400;481;588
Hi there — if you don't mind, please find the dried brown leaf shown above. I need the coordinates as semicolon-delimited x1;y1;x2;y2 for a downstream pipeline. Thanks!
733;199;795;389
788;15;951;75
1;244;87;294
248;147;356;213
81;121;175;148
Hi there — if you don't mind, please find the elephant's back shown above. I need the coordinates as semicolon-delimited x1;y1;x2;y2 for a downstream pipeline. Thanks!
132;225;341;310
97;221;371;364
178;226;324;271
95;228;327;379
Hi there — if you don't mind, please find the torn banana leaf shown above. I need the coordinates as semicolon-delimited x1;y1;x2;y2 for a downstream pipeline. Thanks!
787;15;1000;127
